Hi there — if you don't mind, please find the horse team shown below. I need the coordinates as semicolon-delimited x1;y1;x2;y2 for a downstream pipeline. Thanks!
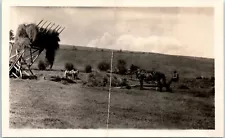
127;64;179;92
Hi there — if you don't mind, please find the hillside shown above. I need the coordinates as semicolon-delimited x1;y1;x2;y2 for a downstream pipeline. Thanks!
35;45;214;78
10;44;215;129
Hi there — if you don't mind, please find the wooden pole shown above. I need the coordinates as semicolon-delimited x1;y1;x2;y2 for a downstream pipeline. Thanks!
37;20;44;27
59;27;65;34
56;26;62;32
53;25;60;32
40;21;47;28
48;23;55;30
45;22;52;30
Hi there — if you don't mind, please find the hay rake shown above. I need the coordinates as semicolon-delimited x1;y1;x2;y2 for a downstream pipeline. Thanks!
9;20;65;78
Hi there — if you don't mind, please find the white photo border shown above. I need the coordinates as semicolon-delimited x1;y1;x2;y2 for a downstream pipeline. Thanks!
2;0;224;137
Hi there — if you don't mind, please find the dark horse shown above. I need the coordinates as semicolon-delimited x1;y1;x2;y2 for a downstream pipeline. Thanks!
137;69;179;92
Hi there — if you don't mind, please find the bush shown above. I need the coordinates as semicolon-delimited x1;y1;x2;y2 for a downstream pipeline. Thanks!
85;65;92;73
38;60;46;70
65;63;74;71
129;64;139;73
117;59;127;75
98;61;110;71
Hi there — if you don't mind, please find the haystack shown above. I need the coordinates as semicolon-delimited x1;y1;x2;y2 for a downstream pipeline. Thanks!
25;23;38;43
13;22;61;69
85;72;126;87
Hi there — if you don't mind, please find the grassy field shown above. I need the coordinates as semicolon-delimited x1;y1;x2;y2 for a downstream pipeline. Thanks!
10;45;215;129
35;45;214;78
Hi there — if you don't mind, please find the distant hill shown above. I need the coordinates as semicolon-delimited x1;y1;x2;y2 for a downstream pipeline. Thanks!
35;44;214;78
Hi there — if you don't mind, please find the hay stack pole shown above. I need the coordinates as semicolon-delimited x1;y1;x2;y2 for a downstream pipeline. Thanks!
9;20;65;78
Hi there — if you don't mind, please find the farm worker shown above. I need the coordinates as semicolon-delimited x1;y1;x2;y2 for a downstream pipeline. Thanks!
138;69;145;90
172;70;179;82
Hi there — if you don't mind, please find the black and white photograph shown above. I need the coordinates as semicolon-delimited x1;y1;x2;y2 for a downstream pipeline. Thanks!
2;0;224;137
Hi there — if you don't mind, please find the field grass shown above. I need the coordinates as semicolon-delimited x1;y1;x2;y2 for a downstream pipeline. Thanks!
10;45;215;129
10;72;214;129
34;45;214;78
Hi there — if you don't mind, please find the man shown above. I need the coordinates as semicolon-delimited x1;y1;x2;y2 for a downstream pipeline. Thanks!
138;69;146;90
172;70;179;82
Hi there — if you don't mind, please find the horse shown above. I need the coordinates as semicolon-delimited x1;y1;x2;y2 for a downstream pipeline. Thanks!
137;69;179;92
64;69;79;80
136;69;167;91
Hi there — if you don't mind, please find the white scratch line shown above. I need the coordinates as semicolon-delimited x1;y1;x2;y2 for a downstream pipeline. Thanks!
107;50;114;129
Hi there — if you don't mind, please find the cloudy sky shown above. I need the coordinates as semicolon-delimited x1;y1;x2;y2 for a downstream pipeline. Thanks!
10;7;214;58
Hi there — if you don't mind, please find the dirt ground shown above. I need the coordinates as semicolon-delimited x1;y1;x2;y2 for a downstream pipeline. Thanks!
9;70;215;129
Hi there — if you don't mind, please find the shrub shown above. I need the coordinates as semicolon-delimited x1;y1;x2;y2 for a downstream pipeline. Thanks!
129;64;139;73
38;60;46;70
85;65;92;73
117;59;127;75
98;61;110;71
65;62;74;71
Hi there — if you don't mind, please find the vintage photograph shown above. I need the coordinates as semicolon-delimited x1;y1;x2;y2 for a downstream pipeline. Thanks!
9;6;215;129
2;0;224;137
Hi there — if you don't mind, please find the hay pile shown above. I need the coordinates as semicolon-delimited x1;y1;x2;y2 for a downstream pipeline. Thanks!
84;72;128;87
14;24;36;51
14;23;60;69
49;76;76;85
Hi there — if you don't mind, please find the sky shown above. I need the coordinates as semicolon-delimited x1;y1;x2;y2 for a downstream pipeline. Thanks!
10;7;214;58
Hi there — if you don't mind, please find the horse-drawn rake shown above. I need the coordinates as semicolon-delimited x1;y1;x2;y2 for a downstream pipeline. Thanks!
9;20;65;78
127;70;179;92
